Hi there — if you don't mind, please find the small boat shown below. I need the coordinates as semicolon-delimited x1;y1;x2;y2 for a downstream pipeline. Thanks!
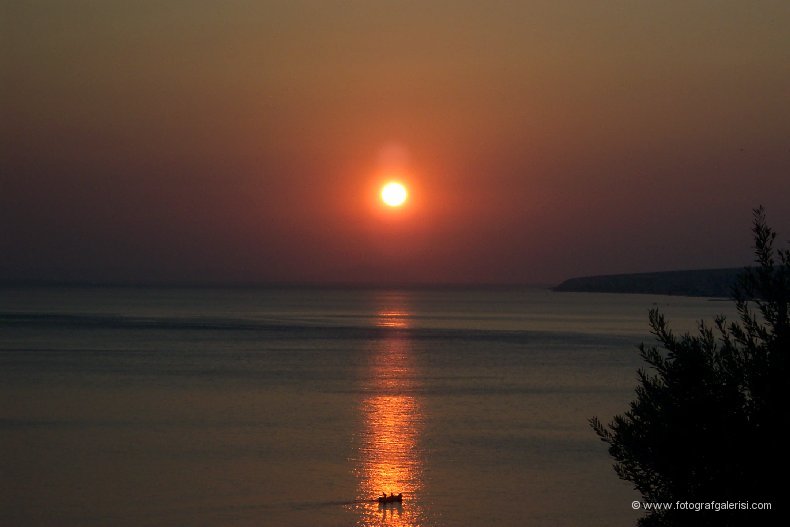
377;493;403;503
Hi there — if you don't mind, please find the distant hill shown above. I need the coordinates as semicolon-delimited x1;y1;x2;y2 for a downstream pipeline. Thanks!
553;268;745;298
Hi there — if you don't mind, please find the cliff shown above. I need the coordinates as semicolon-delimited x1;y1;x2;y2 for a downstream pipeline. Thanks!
553;268;744;297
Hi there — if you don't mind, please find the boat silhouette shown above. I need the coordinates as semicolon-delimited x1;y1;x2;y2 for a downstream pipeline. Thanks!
377;493;403;503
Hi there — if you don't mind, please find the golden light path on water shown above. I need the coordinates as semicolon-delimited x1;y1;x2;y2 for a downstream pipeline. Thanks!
352;293;427;526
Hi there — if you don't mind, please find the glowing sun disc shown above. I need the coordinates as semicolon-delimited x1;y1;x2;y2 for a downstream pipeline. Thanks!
381;182;408;207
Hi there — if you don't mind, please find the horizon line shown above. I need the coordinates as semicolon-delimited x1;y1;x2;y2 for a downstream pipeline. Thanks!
0;279;553;290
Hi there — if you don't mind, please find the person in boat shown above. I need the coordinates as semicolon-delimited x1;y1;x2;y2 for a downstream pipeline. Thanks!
381;492;387;500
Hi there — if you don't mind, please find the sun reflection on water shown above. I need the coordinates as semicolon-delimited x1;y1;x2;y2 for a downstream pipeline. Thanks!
353;293;426;526
376;309;410;329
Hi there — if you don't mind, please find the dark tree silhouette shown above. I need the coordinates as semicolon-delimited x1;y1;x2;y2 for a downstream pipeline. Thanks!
591;207;788;526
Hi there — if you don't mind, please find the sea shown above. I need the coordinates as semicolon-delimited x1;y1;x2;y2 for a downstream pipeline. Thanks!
0;286;738;526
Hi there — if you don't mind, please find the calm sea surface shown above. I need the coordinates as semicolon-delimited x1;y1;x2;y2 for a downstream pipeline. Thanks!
0;287;737;526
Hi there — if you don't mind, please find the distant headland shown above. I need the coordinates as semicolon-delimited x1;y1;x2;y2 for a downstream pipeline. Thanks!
553;268;744;298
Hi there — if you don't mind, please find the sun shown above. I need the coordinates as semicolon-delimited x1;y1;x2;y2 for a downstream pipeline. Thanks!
381;182;408;207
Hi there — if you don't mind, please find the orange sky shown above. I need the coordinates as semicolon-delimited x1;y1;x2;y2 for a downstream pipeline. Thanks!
2;1;789;284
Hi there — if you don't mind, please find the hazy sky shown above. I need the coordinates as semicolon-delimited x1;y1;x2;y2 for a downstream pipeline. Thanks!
2;1;789;285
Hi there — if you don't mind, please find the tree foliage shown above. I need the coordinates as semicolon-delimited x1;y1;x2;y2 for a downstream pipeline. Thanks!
591;207;788;526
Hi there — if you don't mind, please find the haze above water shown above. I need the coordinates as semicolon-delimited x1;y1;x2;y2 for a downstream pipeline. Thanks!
0;287;737;526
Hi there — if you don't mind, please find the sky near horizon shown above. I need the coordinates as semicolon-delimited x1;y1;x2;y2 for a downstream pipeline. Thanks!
2;1;789;285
